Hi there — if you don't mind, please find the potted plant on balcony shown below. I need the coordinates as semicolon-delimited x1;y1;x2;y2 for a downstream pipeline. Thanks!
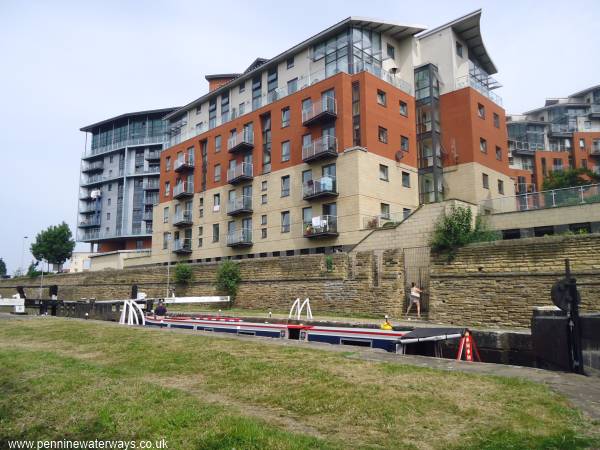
304;223;314;236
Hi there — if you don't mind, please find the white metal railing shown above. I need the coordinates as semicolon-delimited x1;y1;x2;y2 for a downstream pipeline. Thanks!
455;75;503;106
173;238;192;252
227;228;252;246
303;176;337;198
167;65;412;147
78;227;151;242
175;153;194;170
227;162;253;182
302;96;337;124
173;211;192;224
227;195;252;214
302;135;337;161
508;139;544;153
480;183;600;214
227;130;254;150
85;135;164;158
173;180;194;197
303;215;337;237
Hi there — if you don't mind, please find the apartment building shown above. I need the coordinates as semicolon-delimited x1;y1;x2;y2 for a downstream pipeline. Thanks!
507;85;600;193
78;108;177;252
148;10;512;263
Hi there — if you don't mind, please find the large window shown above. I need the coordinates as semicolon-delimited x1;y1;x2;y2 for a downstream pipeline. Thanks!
261;113;271;173
281;107;290;128
352;81;361;146
281;211;290;233
252;75;262;110
212;224;219;243
209;98;217;129
281;175;290;197
221;91;230;123
281;141;290;162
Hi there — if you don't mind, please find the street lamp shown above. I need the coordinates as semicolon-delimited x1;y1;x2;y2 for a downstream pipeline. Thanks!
166;233;172;298
20;236;29;274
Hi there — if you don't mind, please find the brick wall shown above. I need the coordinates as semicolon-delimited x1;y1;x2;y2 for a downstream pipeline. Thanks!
0;251;406;317
429;234;600;328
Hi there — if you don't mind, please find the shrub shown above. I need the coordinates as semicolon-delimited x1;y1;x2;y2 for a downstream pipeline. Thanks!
430;206;499;260
325;255;334;272
174;263;193;285
215;260;241;303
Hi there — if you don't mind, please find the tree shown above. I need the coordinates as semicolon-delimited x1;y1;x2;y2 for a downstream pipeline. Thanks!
215;260;241;304
30;222;75;272
27;261;42;278
542;168;600;190
174;263;193;285
0;258;6;276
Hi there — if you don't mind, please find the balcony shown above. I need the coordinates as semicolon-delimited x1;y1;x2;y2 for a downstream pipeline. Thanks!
227;195;252;216
227;130;254;153
227;162;253;184
508;140;536;157
302;136;338;163
80;169;124;187
142;211;154;221
173;181;194;199
227;228;253;248
145;150;161;160
79;205;100;214
303;215;338;238
174;154;195;172
303;176;338;200
144;193;159;205
173;211;193;227
83;135;165;160
302;97;337;127
173;238;192;254
79;218;100;228
130;166;160;176
552;165;564;173
588;104;600;118
143;179;160;190
549;123;576;137
591;142;600;157
81;161;104;173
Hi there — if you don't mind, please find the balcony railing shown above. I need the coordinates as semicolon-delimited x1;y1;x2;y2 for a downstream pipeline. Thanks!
145;150;161;160
143;179;160;190
81;161;104;173
302;96;337;126
508;140;542;156
302;135;338;163
227;130;254;153
77;227;151;242
173;211;193;226
144;193;159;205
173;238;192;254
174;154;195;172
552;165;564;173
227;195;252;216
227;162;253;184
550;123;577;135
455;75;503;106
173;181;194;199
130;166;160;176
80;169;125;187
479;183;600;214
303;215;338;238
588;104;600;116
226;228;253;247
166;65;412;148
142;211;154;221
79;205;100;214
591;141;600;156
362;212;409;229
84;135;164;159
78;218;101;228
302;176;338;200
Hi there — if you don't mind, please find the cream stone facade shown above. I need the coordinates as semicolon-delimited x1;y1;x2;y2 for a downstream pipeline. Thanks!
443;162;516;206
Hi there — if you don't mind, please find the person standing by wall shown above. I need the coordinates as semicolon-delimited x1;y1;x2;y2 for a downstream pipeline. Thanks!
405;282;422;319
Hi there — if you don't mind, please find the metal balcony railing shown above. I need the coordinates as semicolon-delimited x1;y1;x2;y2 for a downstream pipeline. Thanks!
78;218;101;228
226;228;253;247
144;193;159;205
591;141;600;155
81;161;104;173
173;211;193;226
227;195;252;215
143;179;160;190
142;211;154;221
174;154;195;172
227;162;253;184
79;205;100;214
362;212;408;229
302;96;337;126
303;215;338;238
173;181;194;199
173;238;192;253
455;75;503;106
550;123;577;134
77;227;151;242
227;130;254;153
84;135;164;159
131;166;160;176
145;150;161;160
302;135;338;162
80;169;125;186
302;176;337;200
552;165;564;173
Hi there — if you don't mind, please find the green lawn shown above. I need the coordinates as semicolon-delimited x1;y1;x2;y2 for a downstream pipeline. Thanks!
0;317;597;449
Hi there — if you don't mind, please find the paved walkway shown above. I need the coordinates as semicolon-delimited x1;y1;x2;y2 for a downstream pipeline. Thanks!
1;313;598;420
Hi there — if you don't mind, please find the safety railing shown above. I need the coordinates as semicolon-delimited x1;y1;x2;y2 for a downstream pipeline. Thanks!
455;75;503;106
302;176;337;199
227;228;253;246
302;135;338;162
227;162;253;183
303;215;338;237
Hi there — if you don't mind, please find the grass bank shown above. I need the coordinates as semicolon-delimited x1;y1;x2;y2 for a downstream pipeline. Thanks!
0;317;597;449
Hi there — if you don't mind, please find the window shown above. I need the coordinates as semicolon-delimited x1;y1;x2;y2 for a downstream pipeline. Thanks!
286;56;294;69
198;226;203;235
498;179;504;195
377;90;387;106
166;156;171;171
480;138;487;153
162;232;170;250
477;103;485;119
239;102;245;116
215;135;221;153
401;135;409;151
261;193;267;204
281;211;290;233
281;175;290;197
579;138;585;149
380;203;390;219
379;164;389;181
281;141;290;162
402;171;410;187
493;112;500;128
164;182;170;196
214;164;221;182
106;212;110;220
482;173;489;189
261;228;267;239
261;215;267;226
399;101;408;116
386;43;395;59
163;207;169;223
213;193;220;211
581;159;588;168
109;155;113;163
108;183;112;192
239;81;245;93
198;237;203;248
281;107;290;128
403;208;411;219
287;78;298;94
261;180;267;191
195;105;201;115
107;198;111;206
495;146;502;161
378;126;388;143
352;81;361;146
212;224;219;242
456;41;463;57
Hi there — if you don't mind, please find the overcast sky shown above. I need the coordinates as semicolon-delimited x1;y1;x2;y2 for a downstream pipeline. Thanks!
0;0;598;274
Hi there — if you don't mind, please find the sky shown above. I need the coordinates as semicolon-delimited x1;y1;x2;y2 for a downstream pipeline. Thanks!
0;0;598;275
